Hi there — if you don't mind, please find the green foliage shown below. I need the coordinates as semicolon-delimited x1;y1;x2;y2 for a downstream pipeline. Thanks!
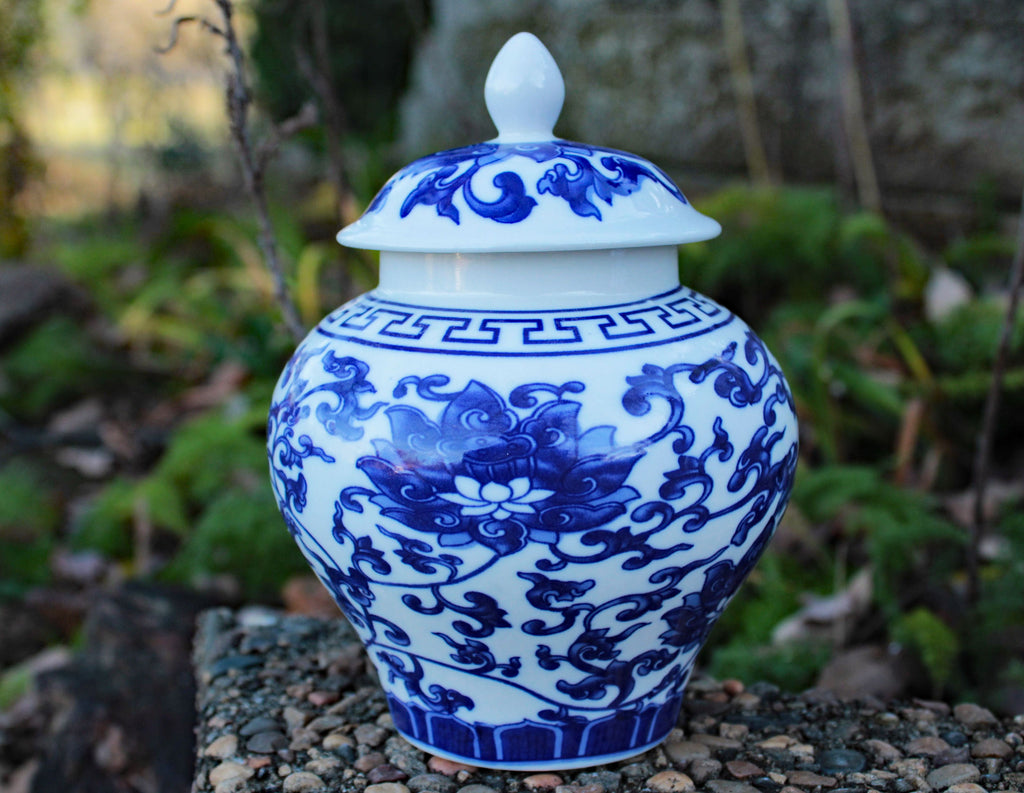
708;640;832;693
73;395;304;598
0;464;59;600
929;298;1024;374
893;607;959;694
162;486;307;598
794;465;964;614
0;316;118;421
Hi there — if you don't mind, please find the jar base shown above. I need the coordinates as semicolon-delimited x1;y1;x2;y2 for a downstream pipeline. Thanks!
396;728;669;772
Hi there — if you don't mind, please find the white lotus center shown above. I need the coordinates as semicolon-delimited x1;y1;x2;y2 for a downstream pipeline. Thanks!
439;476;554;520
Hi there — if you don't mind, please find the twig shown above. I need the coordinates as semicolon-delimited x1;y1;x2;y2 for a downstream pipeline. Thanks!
157;0;307;342
968;184;1024;605
826;0;881;213
719;0;772;186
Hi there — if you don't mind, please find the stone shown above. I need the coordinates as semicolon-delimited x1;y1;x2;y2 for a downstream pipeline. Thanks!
575;770;620;791
355;724;389;747
725;760;763;779
719;722;749;741
305;756;342;775
862;739;903;763
817;748;867;774
283;771;328;792
942;730;969;747
288;728;319;751
368;765;410;784
953;703;999;729
306;715;345;733
972;738;1012;759
945;785;987;793
323;732;356;751
644;770;695;793
664;740;711;765
246;731;288;754
687;759;722;785
690;733;742;750
209;762;255;786
757;735;795;750
933;746;971;766
307;690;340;707
283;706;311;731
204;734;239;759
907;736;951;756
786;770;838;788
456;786;499;793
705;781;760;793
722;679;744;696
408;773;458;793
240;716;282;736
523;774;564;790
926;764;982;789
356;753;389;772
430;757;478;776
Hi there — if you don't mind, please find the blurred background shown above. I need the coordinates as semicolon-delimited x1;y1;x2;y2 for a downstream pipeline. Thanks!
1;0;1022;789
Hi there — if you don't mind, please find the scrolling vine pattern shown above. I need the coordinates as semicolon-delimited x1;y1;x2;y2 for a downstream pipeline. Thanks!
267;331;797;722
365;140;687;225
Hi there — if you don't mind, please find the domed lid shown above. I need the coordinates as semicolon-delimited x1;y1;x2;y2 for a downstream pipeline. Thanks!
337;32;720;253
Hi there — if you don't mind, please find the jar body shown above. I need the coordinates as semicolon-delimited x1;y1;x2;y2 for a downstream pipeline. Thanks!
267;252;798;770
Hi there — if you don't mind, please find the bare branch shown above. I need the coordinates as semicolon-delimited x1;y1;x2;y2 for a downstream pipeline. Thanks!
156;0;306;341
256;100;319;173
968;182;1024;605
155;0;180;16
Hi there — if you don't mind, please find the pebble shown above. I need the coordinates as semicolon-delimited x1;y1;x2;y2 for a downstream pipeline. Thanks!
355;752;388;772
522;774;564;790
972;737;1012;758
942;730;969;747
933;746;971;766
644;770;695;793
862;738;902;763
664;740;711;765
322;731;355;751
288;728;319;751
786;770;838;788
723;679;745;696
408;773;457;793
368;764;410;784
817;748;867;774
907;735;951;756
691;734;743;751
724;760;762;779
576;770;620;791
305;756;342;775
456;785;500;793
429;757;478;776
704;781;760;793
239;716;282;736
355;723;388;747
366;785;411;793
756;735;794;750
283;771;327;792
946;785;987;793
306;714;345;733
719;722;749;741
204;734;239;759
246;731;288;754
688;758;722;784
209;761;255;786
307;690;340;707
953;703;998;729
283;706;310;731
925;763;982;789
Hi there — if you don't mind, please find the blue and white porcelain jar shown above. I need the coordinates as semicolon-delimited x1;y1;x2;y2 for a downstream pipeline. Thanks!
268;33;798;770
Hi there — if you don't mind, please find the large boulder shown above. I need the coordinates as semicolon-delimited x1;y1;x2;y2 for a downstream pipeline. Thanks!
398;0;1023;231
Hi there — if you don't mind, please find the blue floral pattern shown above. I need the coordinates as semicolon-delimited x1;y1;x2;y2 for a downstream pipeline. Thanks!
364;140;687;226
268;318;798;766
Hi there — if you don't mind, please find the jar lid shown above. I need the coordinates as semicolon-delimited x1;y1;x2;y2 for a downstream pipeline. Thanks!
337;32;721;253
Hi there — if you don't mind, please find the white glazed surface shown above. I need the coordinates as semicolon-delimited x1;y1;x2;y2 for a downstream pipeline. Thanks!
268;257;798;768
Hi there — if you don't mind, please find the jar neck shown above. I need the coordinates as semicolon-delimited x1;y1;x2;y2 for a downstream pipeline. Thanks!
374;246;680;308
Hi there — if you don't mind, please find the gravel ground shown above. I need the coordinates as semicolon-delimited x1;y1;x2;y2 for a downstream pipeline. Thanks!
192;608;1024;793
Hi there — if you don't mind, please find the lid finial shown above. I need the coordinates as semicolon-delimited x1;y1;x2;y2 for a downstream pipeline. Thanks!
484;32;564;143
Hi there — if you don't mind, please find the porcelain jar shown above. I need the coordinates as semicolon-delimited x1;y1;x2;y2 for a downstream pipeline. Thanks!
268;33;799;770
